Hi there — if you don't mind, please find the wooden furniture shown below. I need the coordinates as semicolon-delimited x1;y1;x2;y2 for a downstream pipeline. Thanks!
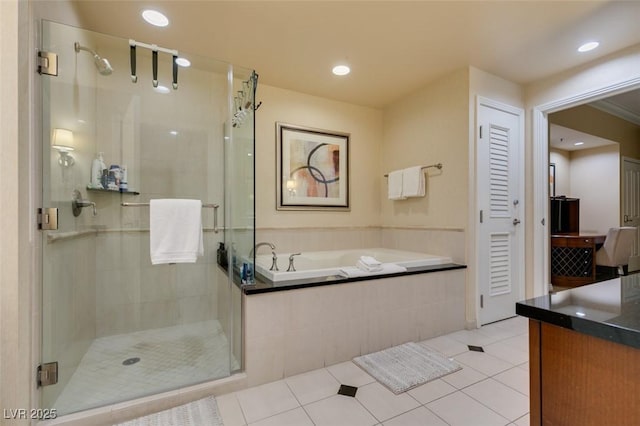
550;197;580;234
517;277;640;426
550;233;605;287
527;320;640;426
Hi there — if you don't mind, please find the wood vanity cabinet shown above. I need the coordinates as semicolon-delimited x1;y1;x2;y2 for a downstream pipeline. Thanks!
528;320;640;425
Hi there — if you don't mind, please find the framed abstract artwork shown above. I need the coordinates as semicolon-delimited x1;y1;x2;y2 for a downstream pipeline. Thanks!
276;122;350;211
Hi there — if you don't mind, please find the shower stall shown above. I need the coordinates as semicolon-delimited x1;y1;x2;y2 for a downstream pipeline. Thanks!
39;21;254;416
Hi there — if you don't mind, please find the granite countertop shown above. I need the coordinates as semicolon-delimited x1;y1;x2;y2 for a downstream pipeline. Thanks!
238;263;467;295
516;274;640;349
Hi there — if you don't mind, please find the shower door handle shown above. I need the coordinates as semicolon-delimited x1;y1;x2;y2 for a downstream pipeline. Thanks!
213;205;219;233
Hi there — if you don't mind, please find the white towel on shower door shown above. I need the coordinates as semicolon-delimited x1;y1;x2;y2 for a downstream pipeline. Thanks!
150;199;204;265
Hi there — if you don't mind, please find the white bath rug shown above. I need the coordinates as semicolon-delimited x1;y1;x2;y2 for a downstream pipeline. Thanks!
353;342;461;394
115;396;223;426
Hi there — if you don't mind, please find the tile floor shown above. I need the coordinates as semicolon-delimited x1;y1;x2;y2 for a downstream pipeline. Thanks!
53;320;238;416
216;316;530;426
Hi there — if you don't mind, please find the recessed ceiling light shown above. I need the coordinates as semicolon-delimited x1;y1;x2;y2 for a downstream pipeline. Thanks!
142;10;169;27
154;85;170;94
175;57;191;67
332;65;350;76
577;41;599;53
574;141;585;146
169;130;178;136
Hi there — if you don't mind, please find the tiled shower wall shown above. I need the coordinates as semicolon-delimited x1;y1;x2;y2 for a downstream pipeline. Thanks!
94;231;221;337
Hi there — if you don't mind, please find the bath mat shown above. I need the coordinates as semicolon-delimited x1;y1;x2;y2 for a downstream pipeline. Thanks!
353;342;461;394
115;395;223;426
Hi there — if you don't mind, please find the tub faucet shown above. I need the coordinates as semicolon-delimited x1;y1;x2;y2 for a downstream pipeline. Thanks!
270;251;279;271
287;253;301;272
249;241;276;258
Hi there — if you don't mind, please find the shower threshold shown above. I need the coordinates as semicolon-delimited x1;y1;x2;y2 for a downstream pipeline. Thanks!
52;320;239;416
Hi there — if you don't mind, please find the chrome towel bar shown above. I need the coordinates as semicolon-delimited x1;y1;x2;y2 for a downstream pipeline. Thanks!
121;202;220;233
383;163;443;177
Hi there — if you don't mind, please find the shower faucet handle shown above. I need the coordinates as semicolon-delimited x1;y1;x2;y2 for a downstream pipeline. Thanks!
287;253;301;272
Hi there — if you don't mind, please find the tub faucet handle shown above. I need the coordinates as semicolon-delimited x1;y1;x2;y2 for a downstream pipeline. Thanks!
287;253;301;272
270;251;279;271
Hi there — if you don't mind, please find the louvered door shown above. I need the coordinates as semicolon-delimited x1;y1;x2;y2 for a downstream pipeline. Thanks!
477;98;524;325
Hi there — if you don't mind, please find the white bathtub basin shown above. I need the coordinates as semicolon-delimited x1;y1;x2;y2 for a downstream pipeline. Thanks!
254;248;453;283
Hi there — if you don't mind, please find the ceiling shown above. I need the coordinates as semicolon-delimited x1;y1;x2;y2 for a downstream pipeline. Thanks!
549;123;618;152
70;1;640;108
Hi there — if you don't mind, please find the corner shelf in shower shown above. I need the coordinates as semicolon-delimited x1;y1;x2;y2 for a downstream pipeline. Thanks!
87;187;140;195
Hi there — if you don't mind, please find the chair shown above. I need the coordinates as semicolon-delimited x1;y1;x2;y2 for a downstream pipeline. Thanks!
595;227;637;275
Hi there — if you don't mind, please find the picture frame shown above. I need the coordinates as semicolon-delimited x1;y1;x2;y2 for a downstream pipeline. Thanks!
549;163;556;197
276;122;350;211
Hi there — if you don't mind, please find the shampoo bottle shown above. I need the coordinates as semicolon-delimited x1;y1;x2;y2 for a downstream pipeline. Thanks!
91;152;106;188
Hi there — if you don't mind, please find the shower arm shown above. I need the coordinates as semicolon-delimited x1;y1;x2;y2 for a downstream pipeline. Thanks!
74;42;99;58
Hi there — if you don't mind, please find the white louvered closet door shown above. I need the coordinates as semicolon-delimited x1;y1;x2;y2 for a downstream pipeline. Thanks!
477;98;524;325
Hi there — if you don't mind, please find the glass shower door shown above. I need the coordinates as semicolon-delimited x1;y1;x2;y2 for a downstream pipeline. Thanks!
39;21;251;416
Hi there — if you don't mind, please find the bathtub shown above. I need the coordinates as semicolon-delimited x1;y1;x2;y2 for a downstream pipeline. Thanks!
254;248;453;283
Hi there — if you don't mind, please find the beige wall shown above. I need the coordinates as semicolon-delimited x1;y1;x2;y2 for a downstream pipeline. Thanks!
550;149;571;196
1;0;31;418
381;69;470;229
552;145;621;234
569;145;620;233
255;84;383;229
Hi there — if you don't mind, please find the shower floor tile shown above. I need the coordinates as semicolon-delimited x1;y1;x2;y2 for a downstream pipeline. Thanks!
54;320;238;415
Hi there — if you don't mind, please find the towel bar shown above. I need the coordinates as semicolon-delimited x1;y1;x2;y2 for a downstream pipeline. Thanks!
121;202;220;233
383;163;443;177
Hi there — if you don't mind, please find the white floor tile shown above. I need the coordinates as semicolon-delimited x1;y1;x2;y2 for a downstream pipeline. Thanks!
382;406;448;426
216;393;247;426
327;361;376;387
427;391;510;426
235;380;300;424
355;382;421;422
285;368;341;405
483;340;529;365
454;351;514;376
440;364;487;389
407;378;457;404
305;394;378;426
514;413;530;426
501;334;529;351
419;335;469;356
447;329;500;347
463;378;529;421
493;367;529;396
248;407;314;426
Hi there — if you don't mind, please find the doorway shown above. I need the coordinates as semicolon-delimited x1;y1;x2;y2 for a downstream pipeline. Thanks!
532;83;640;297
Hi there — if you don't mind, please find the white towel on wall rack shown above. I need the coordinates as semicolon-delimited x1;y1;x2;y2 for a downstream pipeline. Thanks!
402;166;425;198
388;170;406;200
150;199;204;265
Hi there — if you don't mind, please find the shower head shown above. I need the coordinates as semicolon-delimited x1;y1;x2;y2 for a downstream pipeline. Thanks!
74;42;113;76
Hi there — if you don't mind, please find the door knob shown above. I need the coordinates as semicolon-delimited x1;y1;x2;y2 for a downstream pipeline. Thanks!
513;218;521;225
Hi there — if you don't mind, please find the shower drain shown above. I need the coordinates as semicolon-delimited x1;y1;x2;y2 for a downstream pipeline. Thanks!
122;357;140;366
